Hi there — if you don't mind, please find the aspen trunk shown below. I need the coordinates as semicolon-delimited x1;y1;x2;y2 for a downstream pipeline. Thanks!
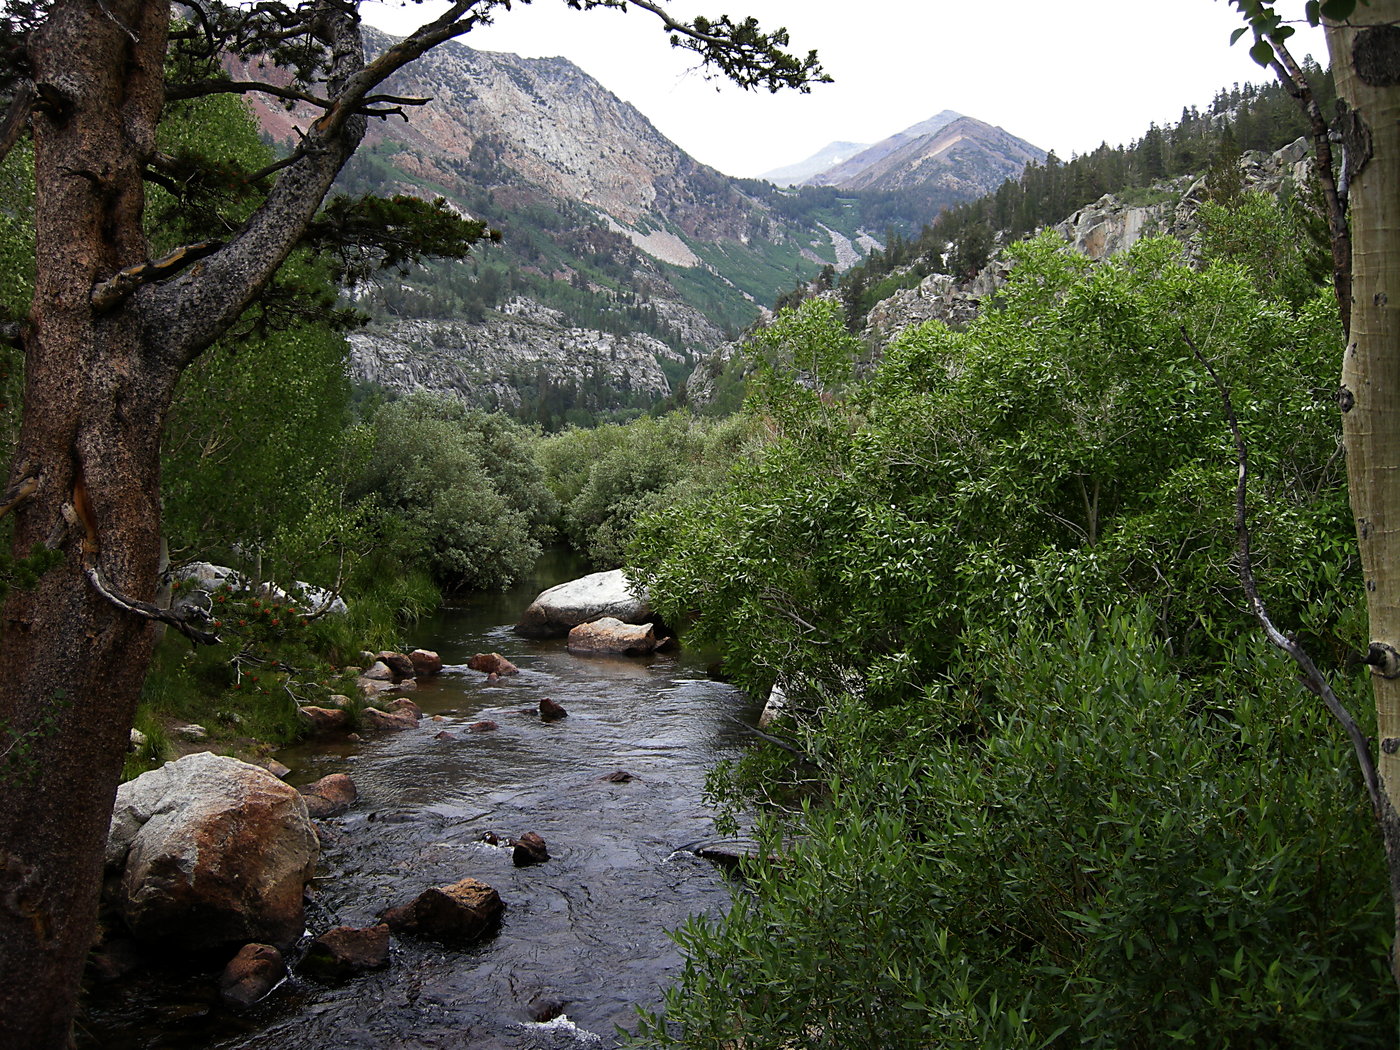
1328;1;1400;982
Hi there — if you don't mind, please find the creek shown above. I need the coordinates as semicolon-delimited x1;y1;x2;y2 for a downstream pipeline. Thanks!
80;549;759;1049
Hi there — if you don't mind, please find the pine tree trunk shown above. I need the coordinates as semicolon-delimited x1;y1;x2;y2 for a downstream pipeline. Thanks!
1328;1;1400;983
0;2;173;1045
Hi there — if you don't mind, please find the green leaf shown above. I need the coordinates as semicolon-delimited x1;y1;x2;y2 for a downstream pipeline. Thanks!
1249;38;1275;65
1230;26;1250;45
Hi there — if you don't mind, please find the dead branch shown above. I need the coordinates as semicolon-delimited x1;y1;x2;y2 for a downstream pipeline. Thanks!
1184;326;1383;818
91;240;224;311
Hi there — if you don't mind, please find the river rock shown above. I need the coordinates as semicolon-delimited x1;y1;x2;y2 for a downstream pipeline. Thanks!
361;660;396;682
382;877;504;943
299;705;351;733
512;832;549;867
375;650;416;680
566;617;662;656
514;569;651;639
468;652;520;675
360;707;419;732
219;943;287;1006
301;924;391;980
105;752;319;951
467;720;499;733
538;697;567;722
299;773;357;819
387;697;423;719
410;649;443;676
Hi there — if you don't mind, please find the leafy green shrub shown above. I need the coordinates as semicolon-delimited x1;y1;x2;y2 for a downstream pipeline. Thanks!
634;607;1395;1048
632;234;1351;701
350;393;556;590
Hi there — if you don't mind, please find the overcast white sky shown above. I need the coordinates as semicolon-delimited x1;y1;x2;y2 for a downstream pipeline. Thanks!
361;1;1327;179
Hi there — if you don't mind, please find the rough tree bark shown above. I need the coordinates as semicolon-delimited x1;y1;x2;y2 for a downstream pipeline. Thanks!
1327;0;1400;980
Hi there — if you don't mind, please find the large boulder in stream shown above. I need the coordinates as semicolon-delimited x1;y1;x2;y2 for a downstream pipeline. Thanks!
514;569;652;639
105;752;319;951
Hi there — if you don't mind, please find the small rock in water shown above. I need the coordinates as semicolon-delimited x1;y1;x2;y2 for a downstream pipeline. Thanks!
301;924;391;980
219;943;286;1006
486;672;500;682
528;998;569;1023
599;770;635;783
263;760;292;779
512;832;549;867
481;831;500;846
410;648;443;677
434;731;456;741
381;877;504;944
468;720;499;733
538;698;567;722
469;652;520;676
299;773;358;819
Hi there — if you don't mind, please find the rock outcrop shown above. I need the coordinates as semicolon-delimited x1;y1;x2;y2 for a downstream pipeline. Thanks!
105;753;319;951
515;569;651;638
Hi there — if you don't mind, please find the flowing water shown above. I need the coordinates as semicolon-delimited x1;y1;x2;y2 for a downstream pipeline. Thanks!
81;550;759;1049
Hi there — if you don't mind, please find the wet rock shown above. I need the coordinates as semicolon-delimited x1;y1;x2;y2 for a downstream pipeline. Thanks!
299;773;357;819
301;924;391;980
299;705;351;733
361;660;396;682
599;770;635;783
566;617;661;656
538;698;568;722
468;720;499;733
382;877;504;944
262;760;292;779
106;753;318;951
487;672;500;682
358;677;396;699
219;943;286;1006
528;998;568;1023
360;707;419;733
410;648;443;677
434;730;457;741
515;569;651;639
512;832;549;867
387;697;423;719
375;650;416;680
481;831;500;846
468;652;520;675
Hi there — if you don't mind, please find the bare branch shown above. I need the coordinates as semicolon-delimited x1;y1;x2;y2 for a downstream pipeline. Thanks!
0;80;34;167
86;566;221;646
1184;326;1383;818
166;79;331;108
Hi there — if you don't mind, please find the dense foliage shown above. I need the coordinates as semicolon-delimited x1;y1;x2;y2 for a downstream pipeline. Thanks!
625;201;1393;1044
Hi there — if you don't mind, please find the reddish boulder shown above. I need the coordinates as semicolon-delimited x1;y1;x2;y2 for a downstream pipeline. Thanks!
566;617;661;656
468;652;520;676
301;924;391;980
512;832;549;867
299;706;351;733
467;720;499;733
410;649;443;677
360;707;419;732
386;697;423;719
375;650;416;680
434;730;457;741
220;943;287;1006
599;770;635;783
382;877;503;944
299;773;357;819
539;698;568;722
106;753;318;951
